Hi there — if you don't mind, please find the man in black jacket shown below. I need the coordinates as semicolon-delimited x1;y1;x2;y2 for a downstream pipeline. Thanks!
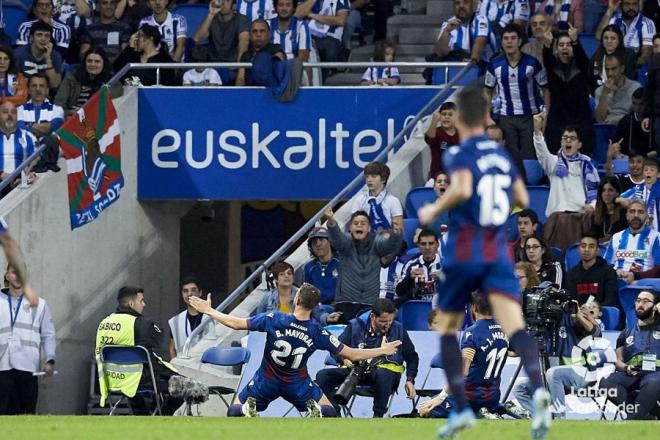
565;233;619;308
315;299;418;417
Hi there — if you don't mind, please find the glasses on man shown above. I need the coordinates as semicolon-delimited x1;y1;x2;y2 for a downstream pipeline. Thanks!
525;245;542;250
634;298;654;305
561;135;578;142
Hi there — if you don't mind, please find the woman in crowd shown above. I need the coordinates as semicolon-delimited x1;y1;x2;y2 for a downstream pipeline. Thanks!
515;261;541;292
114;24;179;86
588;25;637;95
54;47;121;116
0;45;28;106
590;177;628;243
523;234;564;287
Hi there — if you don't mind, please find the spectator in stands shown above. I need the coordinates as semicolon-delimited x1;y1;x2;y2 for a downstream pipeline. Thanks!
522;11;550;65
619;264;660;282
599;289;660;420
182;46;223;86
167;276;213;359
418;292;510;420
55;0;93;30
351;161;403;233
434;0;494;69
0;263;56;415
95;286;183;415
644;0;660;32
255;261;297;314
0;46;28;107
484;122;527;182
139;0;187;61
512;208;539;262
237;0;276;21
360;40;400;86
116;0;152;31
17;74;63;173
618;158;658;209
193;0;250;85
303;226;340;306
14;21;63;91
55;48;121;117
595;54;642;124
542;26;596;156
477;0;530;40
515;260;541;290
324;207;402;322
485;24;550;161
565;232;620;306
596;0;655;67
613;87;656;157
590;177;628;242
79;0;133;63
513;299;601;419
523;234;564;286
394;229;441;305
114;24;179;85
236;19;285;86
532;0;583;31
342;0;367;51
0;102;39;190
609;152;645;191
532;113;600;218
16;0;72;55
379;241;410;301
270;0;311;82
588;24;637;96
605;199;660;272
315;299;418;418
425;102;458;180
296;0;348;79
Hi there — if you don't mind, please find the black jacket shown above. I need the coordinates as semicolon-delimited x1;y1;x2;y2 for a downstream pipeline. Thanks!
564;256;619;307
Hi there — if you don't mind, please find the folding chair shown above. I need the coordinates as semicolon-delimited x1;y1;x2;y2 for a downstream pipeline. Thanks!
199;346;251;411
100;345;162;416
413;353;443;408
523;160;545;185
405;187;436;218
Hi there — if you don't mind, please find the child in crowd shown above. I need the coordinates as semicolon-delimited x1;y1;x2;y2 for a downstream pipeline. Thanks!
351;161;403;233
360;41;400;86
424;102;458;180
618;158;660;228
182;46;222;87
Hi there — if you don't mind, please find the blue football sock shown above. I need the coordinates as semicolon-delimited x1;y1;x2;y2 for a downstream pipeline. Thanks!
509;330;543;391
440;334;467;411
321;405;338;417
227;404;244;417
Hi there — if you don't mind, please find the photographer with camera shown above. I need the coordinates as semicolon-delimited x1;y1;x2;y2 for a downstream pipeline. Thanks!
394;229;442;306
512;283;601;418
315;299;419;417
599;289;660;420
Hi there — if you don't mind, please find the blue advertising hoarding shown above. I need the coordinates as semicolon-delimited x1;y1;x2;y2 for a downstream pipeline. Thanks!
138;87;440;200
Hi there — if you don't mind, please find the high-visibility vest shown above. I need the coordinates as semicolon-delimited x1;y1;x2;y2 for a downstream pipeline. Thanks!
95;313;142;407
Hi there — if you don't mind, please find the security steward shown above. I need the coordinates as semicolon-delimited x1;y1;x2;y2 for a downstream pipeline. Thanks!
315;299;419;417
95;286;183;415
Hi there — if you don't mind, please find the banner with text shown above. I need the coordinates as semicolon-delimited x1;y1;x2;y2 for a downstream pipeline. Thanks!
138;87;439;200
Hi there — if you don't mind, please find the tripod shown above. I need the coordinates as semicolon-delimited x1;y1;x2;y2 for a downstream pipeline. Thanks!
501;328;553;403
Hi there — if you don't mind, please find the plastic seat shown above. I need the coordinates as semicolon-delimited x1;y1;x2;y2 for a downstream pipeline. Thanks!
633;278;660;291
527;185;550;224
578;34;599;58
612;158;629;175
399;300;432;331
405;187;436;218
593;124;617;164
523;160;545;185
200;346;251;410
100;345;162;416
2;4;29;44
431;64;479;86
402;218;420;249
550;247;562;260
600;306;621;330
619;286;646;329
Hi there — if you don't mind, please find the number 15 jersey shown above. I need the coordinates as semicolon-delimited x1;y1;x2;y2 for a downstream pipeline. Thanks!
248;312;344;383
442;135;521;266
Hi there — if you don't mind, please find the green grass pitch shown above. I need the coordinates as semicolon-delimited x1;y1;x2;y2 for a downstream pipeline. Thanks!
2;417;657;440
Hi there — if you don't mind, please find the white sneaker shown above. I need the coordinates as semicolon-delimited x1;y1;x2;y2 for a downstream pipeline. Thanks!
242;397;259;418
531;389;551;440
504;400;531;419
438;407;476;438
478;407;502;419
305;399;322;418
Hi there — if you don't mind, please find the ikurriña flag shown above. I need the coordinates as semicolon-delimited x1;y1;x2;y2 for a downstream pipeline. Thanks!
55;86;123;230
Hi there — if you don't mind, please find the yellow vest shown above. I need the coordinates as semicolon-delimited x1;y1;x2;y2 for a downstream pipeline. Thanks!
95;313;142;407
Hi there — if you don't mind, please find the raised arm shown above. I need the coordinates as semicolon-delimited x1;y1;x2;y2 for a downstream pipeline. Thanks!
189;294;249;330
337;340;402;362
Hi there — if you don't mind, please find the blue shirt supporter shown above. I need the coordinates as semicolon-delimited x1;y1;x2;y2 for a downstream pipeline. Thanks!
303;258;339;304
0;127;38;174
237;0;277;22
17;99;64;136
269;16;311;59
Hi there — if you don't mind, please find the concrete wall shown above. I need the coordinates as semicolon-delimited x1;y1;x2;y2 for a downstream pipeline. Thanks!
0;87;194;414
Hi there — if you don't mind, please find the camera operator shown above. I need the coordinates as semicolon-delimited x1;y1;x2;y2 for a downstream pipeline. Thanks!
315;299;419;417
512;286;601;418
394;229;442;306
599;289;660;420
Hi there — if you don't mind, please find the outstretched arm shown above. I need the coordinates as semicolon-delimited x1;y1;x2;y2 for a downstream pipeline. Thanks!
338;340;402;362
0;231;38;307
189;294;249;330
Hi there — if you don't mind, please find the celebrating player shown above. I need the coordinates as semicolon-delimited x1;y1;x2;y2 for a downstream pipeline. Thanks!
189;283;401;417
418;87;551;439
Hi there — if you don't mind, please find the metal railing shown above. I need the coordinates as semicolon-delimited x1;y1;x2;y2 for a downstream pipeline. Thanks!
178;60;476;358
0;144;48;194
107;61;470;87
